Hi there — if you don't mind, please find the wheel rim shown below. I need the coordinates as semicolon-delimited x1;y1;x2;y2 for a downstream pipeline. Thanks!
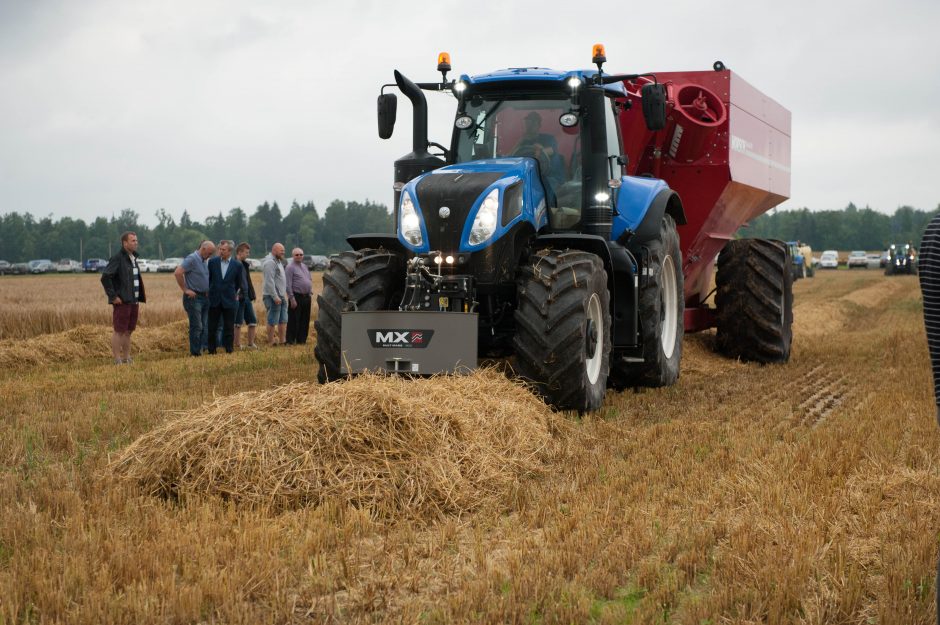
660;255;678;359
585;292;603;384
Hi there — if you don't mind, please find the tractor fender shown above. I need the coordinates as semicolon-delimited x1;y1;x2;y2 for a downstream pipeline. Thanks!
624;189;687;246
532;234;639;348
532;234;613;281
347;233;408;256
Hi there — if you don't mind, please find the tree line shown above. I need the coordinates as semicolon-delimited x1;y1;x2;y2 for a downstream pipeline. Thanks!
3;200;938;263
0;200;393;262
741;203;940;250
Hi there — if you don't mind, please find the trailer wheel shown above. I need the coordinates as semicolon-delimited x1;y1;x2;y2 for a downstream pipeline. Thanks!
314;248;405;383
610;214;684;389
513;250;611;412
715;238;793;363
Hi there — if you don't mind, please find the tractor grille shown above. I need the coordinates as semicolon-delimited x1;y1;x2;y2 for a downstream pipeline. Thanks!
416;171;503;251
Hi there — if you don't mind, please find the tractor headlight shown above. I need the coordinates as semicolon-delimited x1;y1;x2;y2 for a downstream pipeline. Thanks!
400;193;423;247
469;188;500;246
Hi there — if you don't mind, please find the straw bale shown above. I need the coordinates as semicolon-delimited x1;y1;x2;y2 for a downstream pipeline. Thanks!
0;320;188;370
109;369;560;520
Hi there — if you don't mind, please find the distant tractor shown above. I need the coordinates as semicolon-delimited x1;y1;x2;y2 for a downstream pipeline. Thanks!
787;241;814;279
315;47;793;411
884;244;917;275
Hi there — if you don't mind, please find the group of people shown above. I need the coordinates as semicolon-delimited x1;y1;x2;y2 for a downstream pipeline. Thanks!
100;232;316;363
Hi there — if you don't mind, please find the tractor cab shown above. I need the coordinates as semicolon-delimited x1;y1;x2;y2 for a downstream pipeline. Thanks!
448;68;629;233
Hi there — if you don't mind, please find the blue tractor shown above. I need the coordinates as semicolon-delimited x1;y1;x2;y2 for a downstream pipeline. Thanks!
314;49;790;411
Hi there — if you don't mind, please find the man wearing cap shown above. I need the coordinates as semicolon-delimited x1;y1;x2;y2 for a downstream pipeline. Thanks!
513;112;558;162
512;112;563;201
175;240;215;356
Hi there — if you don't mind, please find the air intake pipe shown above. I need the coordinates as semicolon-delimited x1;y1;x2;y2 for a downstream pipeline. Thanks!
391;71;444;221
394;70;430;156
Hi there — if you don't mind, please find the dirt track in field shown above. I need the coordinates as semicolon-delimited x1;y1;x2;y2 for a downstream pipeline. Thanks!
1;269;938;624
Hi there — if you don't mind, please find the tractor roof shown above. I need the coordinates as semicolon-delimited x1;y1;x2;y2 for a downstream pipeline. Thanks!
462;68;627;96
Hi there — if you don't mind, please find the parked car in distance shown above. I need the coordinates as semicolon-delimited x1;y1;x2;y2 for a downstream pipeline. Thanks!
137;259;160;273
880;250;891;268
56;259;82;273
29;259;55;274
158;257;183;272
866;253;882;269
11;262;29;275
246;258;262;271
303;254;329;271
83;258;108;272
819;250;839;269
0;260;10;275
846;251;868;269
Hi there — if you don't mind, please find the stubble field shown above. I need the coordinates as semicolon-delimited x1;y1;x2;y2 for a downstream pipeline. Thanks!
0;269;938;624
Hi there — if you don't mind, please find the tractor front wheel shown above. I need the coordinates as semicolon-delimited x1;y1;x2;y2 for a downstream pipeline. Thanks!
314;249;405;383
513;250;611;412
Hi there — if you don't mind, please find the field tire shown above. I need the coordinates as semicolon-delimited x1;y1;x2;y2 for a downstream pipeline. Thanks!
314;249;405;383
884;263;894;276
807;264;815;278
609;214;684;389
715;238;793;363
513;250;611;412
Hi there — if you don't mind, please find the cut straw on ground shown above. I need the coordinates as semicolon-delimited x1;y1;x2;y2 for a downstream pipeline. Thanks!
109;369;563;521
0;320;188;370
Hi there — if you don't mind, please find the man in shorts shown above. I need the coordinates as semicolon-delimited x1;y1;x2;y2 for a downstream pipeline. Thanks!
233;242;258;349
262;242;288;346
100;231;146;364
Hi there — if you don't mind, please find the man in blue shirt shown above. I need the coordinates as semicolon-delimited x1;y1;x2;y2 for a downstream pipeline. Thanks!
207;240;243;354
174;240;215;356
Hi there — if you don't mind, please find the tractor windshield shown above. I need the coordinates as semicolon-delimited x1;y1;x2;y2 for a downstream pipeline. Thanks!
454;93;582;218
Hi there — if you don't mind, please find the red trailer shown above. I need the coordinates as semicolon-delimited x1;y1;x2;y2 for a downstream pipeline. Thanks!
619;67;792;332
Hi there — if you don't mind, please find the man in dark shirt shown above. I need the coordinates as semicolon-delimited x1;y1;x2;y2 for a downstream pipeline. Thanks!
206;240;243;354
100;231;146;364
512;112;563;203
233;242;258;349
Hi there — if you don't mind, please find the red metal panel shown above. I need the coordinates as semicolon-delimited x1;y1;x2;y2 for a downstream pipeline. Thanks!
616;68;790;326
684;305;717;333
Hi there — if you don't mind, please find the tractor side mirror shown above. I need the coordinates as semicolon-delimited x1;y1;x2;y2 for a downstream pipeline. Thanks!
377;93;398;139
641;83;667;131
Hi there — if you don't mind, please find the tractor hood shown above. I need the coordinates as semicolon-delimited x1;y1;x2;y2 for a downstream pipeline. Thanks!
398;158;547;254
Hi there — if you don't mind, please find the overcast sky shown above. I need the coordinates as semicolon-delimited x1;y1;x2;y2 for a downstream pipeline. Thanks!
1;0;938;226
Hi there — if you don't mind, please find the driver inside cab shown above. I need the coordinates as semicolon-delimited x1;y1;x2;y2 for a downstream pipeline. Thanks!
512;112;564;205
513;112;558;164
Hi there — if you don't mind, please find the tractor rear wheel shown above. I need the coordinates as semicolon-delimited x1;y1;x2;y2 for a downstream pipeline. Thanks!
609;214;684;389
314;248;405;383
715;238;793;363
513;250;611;412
